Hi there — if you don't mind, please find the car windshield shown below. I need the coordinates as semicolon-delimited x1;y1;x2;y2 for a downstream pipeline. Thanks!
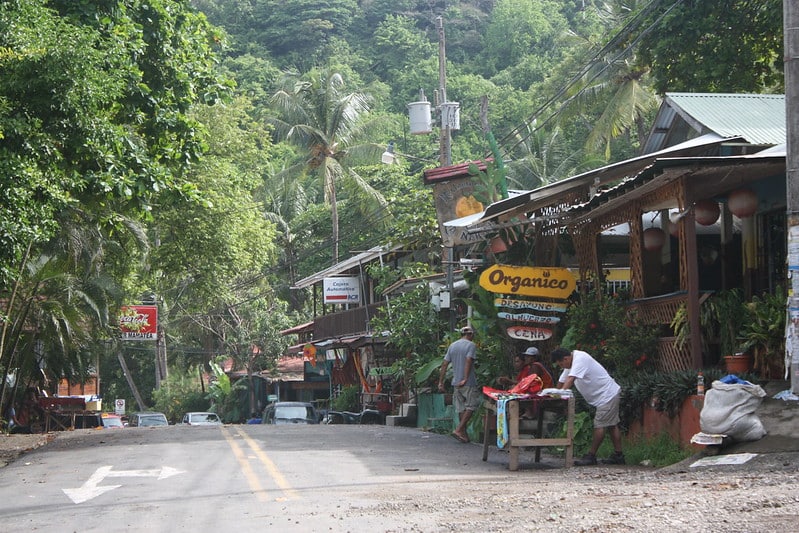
102;417;123;428
140;415;167;426
274;405;313;421
192;413;219;423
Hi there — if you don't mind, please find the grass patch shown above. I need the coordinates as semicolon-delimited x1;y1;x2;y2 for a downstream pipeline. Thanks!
593;431;693;467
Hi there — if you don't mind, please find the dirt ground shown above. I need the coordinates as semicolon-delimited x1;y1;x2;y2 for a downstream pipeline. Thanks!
0;432;55;467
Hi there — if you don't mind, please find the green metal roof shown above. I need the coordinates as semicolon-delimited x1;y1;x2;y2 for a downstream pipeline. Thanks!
643;93;785;153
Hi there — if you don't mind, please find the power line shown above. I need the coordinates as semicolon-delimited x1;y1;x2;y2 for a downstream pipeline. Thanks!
496;0;685;157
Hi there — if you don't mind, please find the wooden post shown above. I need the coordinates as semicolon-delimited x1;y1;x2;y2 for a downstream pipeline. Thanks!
784;0;799;393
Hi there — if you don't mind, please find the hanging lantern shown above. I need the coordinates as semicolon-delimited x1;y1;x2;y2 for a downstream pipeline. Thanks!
668;212;682;237
694;199;720;226
643;227;666;251
489;235;508;253
728;188;758;218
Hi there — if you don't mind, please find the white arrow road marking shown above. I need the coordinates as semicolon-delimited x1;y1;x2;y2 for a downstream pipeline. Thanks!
63;465;185;504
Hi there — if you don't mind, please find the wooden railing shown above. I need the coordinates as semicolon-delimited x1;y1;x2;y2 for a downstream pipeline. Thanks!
313;302;386;339
625;291;712;372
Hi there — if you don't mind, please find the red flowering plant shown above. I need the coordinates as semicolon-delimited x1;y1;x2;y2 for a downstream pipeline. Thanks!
559;290;659;379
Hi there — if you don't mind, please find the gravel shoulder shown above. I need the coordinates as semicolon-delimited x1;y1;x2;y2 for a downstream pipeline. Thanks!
0;432;57;467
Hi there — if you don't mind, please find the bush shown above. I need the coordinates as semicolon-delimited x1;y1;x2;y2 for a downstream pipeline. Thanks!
152;370;210;423
332;385;359;412
560;290;659;379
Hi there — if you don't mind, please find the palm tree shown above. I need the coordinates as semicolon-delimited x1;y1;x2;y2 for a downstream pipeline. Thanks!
268;68;388;264
505;122;604;190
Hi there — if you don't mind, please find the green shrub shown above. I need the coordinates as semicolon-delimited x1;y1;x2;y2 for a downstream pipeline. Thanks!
560;290;659;379
332;385;359;412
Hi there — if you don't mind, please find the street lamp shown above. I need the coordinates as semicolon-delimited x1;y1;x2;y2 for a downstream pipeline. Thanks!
381;142;396;165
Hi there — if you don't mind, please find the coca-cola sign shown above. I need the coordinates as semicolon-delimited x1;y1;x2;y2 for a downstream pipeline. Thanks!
119;305;157;341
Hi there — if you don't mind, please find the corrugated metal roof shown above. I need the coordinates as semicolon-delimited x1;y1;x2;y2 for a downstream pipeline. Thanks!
566;149;786;222
279;321;314;336
452;133;736;229
292;244;403;289
644;93;785;153
422;159;490;184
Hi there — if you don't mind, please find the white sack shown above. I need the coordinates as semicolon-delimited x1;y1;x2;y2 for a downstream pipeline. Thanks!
699;380;767;442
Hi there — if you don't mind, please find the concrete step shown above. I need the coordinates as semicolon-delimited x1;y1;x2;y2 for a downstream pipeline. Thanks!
385;415;415;427
400;403;417;418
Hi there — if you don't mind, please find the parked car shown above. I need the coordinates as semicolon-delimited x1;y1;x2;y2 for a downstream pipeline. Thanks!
261;402;319;425
101;413;125;429
128;411;169;427
180;412;222;426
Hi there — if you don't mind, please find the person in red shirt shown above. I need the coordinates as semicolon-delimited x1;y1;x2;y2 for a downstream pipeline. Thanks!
496;353;531;389
522;346;555;390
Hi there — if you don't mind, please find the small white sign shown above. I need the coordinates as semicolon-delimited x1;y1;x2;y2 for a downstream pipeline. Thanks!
689;453;758;467
323;277;361;304
114;399;125;416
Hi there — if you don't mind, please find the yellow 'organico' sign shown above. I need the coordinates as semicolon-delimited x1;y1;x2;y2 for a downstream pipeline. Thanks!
479;265;576;299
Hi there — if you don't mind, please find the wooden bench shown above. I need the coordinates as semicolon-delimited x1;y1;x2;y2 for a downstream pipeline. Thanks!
482;395;575;471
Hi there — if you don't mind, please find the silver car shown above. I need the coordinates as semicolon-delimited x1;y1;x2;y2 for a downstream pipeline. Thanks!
128;411;169;427
181;412;222;425
261;402;319;425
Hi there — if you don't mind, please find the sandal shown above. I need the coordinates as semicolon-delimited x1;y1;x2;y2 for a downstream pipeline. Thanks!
451;432;470;444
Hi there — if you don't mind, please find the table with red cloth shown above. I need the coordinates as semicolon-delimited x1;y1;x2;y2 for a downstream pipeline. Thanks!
481;393;575;471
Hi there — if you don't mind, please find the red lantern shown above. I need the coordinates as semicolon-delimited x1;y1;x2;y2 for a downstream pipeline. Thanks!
694;200;720;226
727;188;758;218
488;235;508;253
643;227;666;251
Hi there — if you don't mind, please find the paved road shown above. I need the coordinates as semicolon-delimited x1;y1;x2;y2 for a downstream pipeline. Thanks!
1;424;797;532
0;424;503;532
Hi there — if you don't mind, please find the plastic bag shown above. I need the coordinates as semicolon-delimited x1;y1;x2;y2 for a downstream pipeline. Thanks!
509;373;543;395
700;380;767;442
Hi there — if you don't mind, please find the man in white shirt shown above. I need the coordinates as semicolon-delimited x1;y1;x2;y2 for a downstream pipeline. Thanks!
552;347;624;466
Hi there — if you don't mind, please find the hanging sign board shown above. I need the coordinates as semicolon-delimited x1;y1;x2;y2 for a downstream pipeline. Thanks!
497;312;561;324
494;298;568;313
323;277;361;304
479;265;576;299
506;325;554;341
119;305;157;340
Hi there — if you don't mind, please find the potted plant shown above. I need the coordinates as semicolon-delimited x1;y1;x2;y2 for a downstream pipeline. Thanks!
739;288;786;378
671;289;748;371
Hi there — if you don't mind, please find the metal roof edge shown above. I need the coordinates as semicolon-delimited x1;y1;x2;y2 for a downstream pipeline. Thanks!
292;244;403;289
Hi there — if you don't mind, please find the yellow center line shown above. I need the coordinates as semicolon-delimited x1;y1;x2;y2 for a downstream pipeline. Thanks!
219;426;270;502
234;427;299;500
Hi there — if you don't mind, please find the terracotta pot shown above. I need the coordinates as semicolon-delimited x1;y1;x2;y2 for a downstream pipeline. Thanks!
723;353;753;375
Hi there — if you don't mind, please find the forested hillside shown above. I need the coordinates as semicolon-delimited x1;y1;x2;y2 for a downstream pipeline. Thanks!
0;0;784;416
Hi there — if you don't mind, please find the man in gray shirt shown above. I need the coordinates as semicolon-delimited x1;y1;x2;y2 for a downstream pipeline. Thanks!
438;326;479;443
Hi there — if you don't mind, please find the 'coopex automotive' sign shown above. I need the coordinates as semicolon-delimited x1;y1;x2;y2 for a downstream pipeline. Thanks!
323;277;361;304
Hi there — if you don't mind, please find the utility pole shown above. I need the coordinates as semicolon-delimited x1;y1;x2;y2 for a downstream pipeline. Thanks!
785;1;799;393
407;17;462;332
437;16;456;331
436;16;451;167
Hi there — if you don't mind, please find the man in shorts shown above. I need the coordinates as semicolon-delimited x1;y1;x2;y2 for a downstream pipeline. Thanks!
551;347;624;465
438;326;480;443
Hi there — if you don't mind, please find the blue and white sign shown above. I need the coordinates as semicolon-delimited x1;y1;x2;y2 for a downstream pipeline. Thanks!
323;277;361;304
